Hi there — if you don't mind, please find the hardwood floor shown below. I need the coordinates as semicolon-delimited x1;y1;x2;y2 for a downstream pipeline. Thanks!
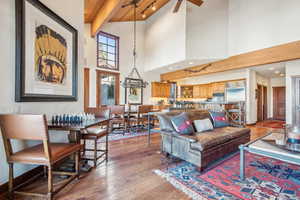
8;125;274;200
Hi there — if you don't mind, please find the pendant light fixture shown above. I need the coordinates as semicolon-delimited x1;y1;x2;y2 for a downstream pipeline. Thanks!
122;0;148;89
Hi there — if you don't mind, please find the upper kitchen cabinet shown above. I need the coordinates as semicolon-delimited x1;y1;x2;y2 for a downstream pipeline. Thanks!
151;82;171;98
211;82;225;93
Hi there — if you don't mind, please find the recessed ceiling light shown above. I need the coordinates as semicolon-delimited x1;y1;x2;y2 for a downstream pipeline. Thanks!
275;70;280;74
269;67;274;70
280;73;285;77
142;13;146;18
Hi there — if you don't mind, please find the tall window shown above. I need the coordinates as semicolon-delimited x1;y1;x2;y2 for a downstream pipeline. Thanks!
97;31;119;71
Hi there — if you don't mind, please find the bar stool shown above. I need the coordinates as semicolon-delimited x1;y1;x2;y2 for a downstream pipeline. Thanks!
81;107;110;168
0;114;81;200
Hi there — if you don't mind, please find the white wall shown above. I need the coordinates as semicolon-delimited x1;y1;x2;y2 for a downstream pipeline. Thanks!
228;0;300;56
245;69;257;124
144;0;186;71
286;60;300;124
186;0;228;60
0;0;84;184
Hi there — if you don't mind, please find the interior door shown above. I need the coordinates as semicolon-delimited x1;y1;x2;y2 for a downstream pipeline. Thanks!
273;87;286;120
257;85;263;121
263;86;268;120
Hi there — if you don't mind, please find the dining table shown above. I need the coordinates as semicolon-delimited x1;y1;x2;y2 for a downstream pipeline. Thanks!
48;117;110;171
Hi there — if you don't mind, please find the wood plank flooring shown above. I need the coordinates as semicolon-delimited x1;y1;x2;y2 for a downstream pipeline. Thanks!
8;125;274;200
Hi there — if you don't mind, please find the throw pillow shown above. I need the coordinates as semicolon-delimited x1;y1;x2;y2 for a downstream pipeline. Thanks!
194;118;214;132
209;111;229;128
156;114;175;132
170;112;195;135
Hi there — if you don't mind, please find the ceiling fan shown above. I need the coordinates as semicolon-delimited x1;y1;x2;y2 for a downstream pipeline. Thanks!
173;0;204;13
121;0;142;8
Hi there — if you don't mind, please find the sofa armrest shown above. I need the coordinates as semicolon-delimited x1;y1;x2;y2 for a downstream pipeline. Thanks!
160;130;198;143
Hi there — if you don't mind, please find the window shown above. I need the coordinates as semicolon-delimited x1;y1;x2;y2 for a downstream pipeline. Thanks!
97;70;120;106
97;31;119;71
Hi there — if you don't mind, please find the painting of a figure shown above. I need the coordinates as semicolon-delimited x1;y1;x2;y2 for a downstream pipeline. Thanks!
35;25;67;84
125;78;143;105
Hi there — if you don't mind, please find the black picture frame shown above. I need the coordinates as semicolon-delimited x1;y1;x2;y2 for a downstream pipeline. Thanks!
15;0;78;102
124;78;143;105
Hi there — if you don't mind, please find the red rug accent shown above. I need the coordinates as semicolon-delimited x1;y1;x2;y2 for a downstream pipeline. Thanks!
256;120;285;129
155;152;300;199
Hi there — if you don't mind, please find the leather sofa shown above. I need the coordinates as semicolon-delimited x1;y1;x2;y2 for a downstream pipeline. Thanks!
157;110;250;171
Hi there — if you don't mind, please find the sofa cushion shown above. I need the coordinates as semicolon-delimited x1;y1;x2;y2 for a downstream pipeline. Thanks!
209;111;229;128
156;114;175;132
190;127;250;151
194;118;214;132
170;113;195;135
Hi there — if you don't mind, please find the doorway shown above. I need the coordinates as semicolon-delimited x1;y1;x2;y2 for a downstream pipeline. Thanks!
96;70;120;107
257;84;268;121
273;87;286;121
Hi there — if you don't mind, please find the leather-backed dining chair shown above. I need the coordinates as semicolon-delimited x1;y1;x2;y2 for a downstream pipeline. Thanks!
128;105;153;132
107;105;127;134
0;114;82;200
82;107;110;168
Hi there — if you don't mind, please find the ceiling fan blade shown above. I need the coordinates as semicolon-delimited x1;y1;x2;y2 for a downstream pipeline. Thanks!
187;0;204;7
173;0;183;13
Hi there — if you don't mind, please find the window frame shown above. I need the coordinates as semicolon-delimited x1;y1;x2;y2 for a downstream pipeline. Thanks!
96;70;120;107
97;31;119;71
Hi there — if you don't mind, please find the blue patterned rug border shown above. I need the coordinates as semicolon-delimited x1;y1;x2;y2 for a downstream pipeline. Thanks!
153;169;208;200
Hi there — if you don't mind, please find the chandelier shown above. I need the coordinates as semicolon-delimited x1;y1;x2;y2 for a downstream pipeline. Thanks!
122;0;148;89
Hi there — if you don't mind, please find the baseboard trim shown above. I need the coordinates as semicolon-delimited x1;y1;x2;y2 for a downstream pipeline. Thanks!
246;122;256;126
0;166;43;195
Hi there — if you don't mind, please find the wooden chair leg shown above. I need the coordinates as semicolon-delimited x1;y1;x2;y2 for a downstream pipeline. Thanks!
105;134;108;163
94;139;97;168
47;166;53;200
75;151;80;179
82;139;86;157
8;163;14;199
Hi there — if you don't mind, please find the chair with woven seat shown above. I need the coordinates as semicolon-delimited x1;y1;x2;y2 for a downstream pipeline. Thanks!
82;107;110;168
0;114;81;200
107;105;127;134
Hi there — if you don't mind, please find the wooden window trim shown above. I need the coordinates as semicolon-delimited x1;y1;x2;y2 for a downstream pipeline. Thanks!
97;31;119;71
96;70;120;107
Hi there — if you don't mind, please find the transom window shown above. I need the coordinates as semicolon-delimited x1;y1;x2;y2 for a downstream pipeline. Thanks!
97;31;119;71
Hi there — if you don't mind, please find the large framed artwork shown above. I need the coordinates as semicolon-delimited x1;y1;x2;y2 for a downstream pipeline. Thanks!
124;78;143;105
15;0;78;102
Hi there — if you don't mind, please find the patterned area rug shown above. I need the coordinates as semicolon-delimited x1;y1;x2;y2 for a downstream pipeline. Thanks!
107;130;156;141
256;120;285;129
154;152;300;200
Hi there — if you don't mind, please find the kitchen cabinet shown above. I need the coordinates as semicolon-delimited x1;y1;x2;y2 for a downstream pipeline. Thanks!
211;82;225;93
193;84;213;98
151;82;171;98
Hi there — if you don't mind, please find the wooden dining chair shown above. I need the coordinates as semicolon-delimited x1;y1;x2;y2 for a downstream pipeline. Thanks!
128;105;153;132
107;105;127;134
0;114;81;200
81;107;110;168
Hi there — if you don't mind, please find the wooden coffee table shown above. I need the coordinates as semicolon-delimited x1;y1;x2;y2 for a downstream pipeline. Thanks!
239;132;300;180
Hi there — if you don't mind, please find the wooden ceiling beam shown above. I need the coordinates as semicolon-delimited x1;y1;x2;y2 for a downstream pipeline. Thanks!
160;40;300;81
91;0;124;37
